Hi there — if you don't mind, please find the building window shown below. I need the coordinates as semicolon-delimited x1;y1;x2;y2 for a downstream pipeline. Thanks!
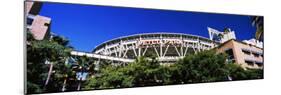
44;23;50;26
245;60;254;66
27;17;34;25
258;52;264;57
253;53;260;57
242;48;251;55
225;48;235;63
256;62;263;67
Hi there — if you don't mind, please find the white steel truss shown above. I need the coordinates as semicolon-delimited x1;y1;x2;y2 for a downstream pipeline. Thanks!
86;33;217;64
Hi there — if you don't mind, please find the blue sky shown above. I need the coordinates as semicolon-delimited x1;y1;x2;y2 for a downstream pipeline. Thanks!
39;2;256;52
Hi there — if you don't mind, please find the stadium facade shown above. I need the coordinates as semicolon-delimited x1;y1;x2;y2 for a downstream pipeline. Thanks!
92;33;217;64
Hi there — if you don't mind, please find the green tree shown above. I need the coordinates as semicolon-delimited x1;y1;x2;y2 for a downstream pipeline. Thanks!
84;56;164;89
27;32;72;93
75;56;91;91
245;68;263;79
175;50;230;83
227;63;248;80
227;63;263;80
251;16;264;41
83;50;263;90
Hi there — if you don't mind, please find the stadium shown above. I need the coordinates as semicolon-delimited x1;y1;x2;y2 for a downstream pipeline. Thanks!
90;33;217;64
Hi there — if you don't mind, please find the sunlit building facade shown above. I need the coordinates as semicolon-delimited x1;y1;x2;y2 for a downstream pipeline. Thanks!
216;39;263;69
25;1;51;40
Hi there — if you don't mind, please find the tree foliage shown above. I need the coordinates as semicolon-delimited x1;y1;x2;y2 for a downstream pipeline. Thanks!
251;16;264;41
227;63;263;80
84;50;263;90
26;32;73;93
174;50;230;83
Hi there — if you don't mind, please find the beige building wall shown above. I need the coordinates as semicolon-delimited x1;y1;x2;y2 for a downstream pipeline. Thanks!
217;40;263;69
25;1;51;40
29;15;51;40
